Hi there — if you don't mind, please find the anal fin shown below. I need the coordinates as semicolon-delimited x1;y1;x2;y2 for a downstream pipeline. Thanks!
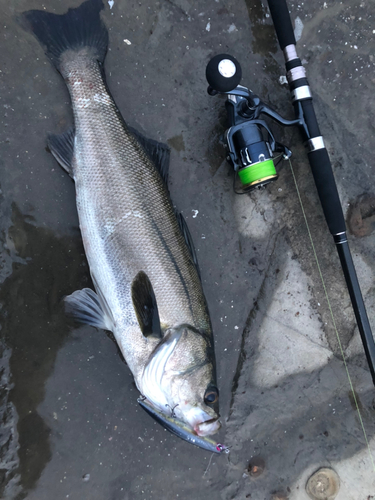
47;127;75;177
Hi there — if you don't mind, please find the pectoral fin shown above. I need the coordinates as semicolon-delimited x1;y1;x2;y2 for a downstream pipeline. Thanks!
131;271;162;339
65;288;115;332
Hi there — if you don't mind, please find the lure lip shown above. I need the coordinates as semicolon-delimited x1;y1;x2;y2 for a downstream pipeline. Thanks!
137;398;229;454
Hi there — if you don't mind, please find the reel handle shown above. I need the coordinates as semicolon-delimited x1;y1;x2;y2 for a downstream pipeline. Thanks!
206;54;242;93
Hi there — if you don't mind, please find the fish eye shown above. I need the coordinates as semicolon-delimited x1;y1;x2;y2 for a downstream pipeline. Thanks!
204;386;219;404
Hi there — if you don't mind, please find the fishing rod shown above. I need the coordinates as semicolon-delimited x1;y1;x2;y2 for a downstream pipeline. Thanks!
205;3;375;385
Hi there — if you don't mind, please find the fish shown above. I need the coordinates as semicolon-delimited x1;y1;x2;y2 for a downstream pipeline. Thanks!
20;0;224;452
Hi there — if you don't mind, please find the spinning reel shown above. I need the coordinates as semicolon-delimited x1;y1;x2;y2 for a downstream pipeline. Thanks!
206;54;304;192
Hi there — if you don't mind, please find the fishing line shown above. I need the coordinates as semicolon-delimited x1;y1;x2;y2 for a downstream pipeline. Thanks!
288;156;375;472
203;452;215;477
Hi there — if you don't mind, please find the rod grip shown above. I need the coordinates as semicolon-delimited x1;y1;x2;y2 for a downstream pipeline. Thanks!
267;0;296;50
308;148;346;235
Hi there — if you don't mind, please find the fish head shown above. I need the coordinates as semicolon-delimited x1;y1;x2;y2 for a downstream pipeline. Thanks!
140;325;221;438
165;357;220;437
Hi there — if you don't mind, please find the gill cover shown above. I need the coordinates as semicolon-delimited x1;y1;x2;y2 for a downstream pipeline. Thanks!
140;329;183;411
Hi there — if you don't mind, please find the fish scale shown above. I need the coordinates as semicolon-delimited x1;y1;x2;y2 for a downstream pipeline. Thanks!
63;58;216;390
67;59;206;331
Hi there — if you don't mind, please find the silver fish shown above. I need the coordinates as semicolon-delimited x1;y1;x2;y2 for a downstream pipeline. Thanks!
21;0;222;450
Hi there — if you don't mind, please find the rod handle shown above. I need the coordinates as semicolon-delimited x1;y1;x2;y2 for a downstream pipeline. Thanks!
308;148;346;235
267;0;296;50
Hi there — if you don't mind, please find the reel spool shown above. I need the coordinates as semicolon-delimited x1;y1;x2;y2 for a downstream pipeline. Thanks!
206;54;297;192
238;158;277;189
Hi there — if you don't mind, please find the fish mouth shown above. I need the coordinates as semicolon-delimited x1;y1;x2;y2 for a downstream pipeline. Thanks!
194;417;221;437
184;405;221;437
138;398;227;454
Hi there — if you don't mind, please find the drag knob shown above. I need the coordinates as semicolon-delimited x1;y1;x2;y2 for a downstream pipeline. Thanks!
206;54;242;93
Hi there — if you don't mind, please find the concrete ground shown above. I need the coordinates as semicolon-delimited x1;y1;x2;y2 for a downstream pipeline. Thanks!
1;0;375;499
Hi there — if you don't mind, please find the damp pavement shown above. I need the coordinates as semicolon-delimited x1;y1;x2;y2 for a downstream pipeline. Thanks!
1;1;375;499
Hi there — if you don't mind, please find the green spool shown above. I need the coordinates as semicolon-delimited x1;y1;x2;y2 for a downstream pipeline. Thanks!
238;159;277;187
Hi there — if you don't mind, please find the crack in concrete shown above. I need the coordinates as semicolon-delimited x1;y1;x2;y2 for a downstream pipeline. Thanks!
228;227;282;417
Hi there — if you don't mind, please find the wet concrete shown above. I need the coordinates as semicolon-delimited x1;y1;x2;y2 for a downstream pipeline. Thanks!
1;0;375;499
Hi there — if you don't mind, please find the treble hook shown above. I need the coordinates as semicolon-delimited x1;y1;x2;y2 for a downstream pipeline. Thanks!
165;403;179;418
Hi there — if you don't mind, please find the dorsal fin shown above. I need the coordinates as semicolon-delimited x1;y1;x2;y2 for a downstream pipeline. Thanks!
176;212;201;279
128;126;170;185
128;127;200;278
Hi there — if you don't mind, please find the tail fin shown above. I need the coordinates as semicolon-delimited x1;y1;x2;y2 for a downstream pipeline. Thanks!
19;0;108;71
